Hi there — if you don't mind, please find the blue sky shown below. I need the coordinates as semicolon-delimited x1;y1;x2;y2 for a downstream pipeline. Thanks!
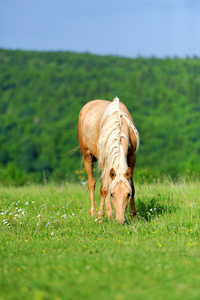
0;0;200;58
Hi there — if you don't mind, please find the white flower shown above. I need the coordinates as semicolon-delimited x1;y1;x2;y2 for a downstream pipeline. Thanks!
46;222;50;227
25;202;29;206
37;214;41;218
61;214;67;218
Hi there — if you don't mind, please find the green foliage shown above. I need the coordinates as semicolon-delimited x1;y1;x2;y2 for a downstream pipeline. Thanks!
0;49;200;184
0;180;200;299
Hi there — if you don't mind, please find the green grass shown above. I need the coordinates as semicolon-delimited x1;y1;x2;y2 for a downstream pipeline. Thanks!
0;178;200;300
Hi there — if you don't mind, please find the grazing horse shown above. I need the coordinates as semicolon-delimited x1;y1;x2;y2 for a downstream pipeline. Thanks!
78;97;139;224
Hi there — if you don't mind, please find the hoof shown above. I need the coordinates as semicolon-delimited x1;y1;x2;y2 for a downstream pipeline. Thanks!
106;211;114;220
97;210;104;220
130;211;136;219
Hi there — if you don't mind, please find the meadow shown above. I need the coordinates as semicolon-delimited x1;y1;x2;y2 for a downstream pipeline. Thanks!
1;176;200;300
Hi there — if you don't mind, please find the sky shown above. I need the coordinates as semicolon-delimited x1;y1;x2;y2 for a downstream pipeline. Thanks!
0;0;200;58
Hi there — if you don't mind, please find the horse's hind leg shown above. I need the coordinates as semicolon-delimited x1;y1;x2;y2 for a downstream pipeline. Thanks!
128;154;137;218
83;154;96;217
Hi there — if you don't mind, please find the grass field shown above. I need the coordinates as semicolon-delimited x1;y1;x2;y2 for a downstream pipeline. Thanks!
0;177;200;300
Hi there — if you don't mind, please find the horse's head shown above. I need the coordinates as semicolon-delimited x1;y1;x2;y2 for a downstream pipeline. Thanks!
109;167;132;224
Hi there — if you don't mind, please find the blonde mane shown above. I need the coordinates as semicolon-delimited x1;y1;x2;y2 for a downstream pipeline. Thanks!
98;97;139;191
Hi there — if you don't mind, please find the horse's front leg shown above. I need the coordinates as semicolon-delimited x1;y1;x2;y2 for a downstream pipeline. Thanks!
105;193;114;219
98;179;113;220
97;181;106;220
83;155;96;217
98;193;114;220
128;153;137;219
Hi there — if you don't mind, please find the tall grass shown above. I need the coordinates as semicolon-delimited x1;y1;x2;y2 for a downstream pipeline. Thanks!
0;177;199;300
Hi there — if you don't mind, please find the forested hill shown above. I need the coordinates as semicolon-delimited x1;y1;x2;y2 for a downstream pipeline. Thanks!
0;49;200;184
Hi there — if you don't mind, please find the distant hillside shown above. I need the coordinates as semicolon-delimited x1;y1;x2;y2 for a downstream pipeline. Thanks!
0;49;200;184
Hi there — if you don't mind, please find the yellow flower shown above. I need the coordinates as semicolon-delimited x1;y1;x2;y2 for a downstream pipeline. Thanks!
43;250;45;253
17;267;22;272
118;240;121;243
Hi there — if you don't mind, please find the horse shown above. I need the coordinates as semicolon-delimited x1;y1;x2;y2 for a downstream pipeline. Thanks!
78;97;139;224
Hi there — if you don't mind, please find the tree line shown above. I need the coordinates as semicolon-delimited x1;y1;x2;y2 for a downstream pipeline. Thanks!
0;49;199;185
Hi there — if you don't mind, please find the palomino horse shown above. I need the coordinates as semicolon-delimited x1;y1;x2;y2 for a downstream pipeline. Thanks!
78;97;139;224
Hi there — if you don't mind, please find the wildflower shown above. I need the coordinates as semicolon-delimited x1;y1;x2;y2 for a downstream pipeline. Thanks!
61;214;67;218
46;222;50;227
83;245;86;247
17;267;22;272
43;250;45;253
118;240;121;243
85;265;90;270
37;214;41;218
25;202;29;206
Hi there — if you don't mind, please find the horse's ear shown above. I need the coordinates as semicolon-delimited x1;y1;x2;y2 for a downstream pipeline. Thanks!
110;168;116;180
124;167;131;179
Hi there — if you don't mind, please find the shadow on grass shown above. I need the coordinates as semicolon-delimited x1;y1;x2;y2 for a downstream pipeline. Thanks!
133;197;178;222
